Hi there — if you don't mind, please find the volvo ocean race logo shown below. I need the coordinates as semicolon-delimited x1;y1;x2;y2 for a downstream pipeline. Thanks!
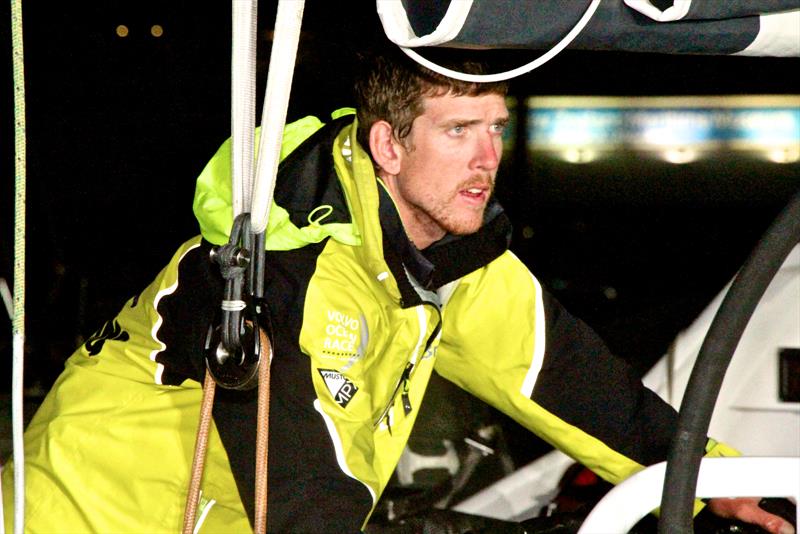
84;319;130;356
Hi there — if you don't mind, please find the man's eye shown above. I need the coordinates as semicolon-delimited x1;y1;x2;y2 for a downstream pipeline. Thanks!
491;123;507;134
450;125;465;135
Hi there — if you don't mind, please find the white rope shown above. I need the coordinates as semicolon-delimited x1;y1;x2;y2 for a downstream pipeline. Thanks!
231;0;258;218
250;1;305;234
10;0;27;532
377;0;602;83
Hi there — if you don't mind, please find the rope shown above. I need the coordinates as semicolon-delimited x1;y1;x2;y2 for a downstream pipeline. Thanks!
182;329;272;534
377;0;602;83
10;0;27;532
231;0;257;217
253;328;272;534
249;0;305;234
182;1;303;530
182;370;217;534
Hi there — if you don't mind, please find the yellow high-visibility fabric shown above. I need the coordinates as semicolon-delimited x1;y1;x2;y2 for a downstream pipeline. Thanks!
2;238;250;533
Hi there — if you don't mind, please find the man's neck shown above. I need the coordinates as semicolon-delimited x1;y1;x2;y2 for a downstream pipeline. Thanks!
377;175;444;250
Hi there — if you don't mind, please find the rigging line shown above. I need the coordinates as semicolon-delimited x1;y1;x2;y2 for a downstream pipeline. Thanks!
10;0;27;532
378;0;602;83
250;0;305;235
231;0;258;218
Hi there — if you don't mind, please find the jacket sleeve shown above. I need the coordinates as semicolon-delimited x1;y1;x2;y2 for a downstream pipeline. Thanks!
433;250;737;487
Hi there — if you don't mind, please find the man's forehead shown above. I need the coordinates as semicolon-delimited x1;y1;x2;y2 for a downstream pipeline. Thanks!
419;92;509;121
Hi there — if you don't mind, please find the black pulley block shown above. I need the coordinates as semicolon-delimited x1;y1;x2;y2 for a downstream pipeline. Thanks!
204;319;262;390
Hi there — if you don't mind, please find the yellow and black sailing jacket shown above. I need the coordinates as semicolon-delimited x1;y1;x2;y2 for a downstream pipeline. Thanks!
3;111;737;533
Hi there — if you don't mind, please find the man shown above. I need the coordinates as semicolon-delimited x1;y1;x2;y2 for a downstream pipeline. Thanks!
2;51;793;534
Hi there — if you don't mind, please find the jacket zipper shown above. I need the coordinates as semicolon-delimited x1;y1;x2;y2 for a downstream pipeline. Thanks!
374;302;442;431
374;362;413;432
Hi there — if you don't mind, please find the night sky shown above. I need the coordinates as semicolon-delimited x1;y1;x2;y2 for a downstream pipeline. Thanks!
2;1;799;395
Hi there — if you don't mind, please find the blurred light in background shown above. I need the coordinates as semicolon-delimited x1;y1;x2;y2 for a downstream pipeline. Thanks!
526;95;800;164
561;147;600;164
661;146;700;164
766;146;800;163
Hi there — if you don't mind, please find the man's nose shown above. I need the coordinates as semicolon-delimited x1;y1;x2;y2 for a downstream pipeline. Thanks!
471;134;501;171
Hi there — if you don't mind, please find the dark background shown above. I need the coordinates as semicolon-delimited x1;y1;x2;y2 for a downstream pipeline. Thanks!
2;1;798;397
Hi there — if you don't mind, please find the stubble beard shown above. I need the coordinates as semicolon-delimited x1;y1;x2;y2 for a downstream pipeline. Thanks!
415;174;495;239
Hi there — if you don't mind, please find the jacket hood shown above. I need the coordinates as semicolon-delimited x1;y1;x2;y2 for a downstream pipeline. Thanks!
193;109;363;251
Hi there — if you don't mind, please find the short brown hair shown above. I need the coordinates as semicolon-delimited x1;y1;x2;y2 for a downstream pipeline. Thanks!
353;48;508;156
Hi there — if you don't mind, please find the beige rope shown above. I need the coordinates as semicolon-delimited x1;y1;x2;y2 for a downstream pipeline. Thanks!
182;369;217;534
253;328;272;533
183;328;272;534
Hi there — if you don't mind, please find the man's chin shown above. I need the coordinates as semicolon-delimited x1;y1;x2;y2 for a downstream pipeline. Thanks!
446;219;485;236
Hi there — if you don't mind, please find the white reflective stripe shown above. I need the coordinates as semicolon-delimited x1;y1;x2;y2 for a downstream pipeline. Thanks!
376;0;473;47
734;10;800;57
518;257;546;399
413;305;428;364
192;497;217;534
150;241;202;385
313;399;377;504
623;0;692;22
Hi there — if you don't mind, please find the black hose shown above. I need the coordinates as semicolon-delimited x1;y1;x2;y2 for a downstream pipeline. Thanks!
658;189;800;533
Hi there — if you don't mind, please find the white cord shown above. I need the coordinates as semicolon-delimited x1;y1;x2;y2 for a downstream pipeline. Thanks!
231;0;258;218
10;0;26;530
9;334;24;534
385;0;602;83
250;1;306;235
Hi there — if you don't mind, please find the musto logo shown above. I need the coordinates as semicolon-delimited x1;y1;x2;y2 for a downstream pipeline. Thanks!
318;369;359;408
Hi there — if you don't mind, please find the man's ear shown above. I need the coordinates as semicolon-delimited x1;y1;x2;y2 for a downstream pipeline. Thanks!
369;120;402;176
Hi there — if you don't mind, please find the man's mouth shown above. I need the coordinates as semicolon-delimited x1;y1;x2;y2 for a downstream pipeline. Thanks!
460;183;491;201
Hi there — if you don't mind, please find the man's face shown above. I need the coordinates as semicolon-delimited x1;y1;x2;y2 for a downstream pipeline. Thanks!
389;92;509;249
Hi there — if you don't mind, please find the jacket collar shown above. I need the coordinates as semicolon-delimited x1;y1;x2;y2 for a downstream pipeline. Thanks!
375;177;512;307
271;115;513;308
